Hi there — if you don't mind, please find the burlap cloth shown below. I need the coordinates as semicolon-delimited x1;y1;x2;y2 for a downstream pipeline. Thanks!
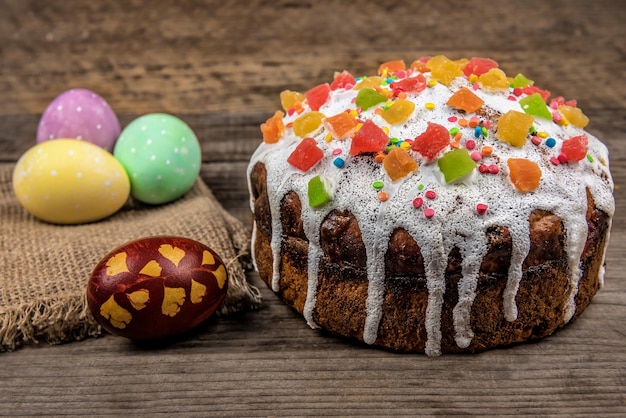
0;164;261;351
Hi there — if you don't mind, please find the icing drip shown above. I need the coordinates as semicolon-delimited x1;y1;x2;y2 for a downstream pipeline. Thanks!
247;60;615;355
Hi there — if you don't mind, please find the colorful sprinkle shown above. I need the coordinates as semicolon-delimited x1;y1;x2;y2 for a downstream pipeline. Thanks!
412;197;424;209
465;139;476;150
425;102;435;110
470;151;482;161
453;132;462;142
332;148;342;156
333;157;345;168
448;116;458;122
449;127;460;136
545;137;557;148
587;154;594;162
550;156;561;165
488;164;499;174
531;136;542;146
427;79;438;87
481;146;493;156
478;163;489;174
372;180;384;190
476;203;488;215
424;208;435;218
474;126;482;138
417;184;425;191
537;131;549;139
558;153;569;164
425;190;437;200
378;191;389;202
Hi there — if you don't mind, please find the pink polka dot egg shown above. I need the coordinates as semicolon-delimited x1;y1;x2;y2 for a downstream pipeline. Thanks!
37;88;121;152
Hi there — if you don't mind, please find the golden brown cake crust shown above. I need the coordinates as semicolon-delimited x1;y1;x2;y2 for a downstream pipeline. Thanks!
250;161;611;354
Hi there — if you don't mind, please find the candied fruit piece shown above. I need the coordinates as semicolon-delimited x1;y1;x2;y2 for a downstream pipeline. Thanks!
426;55;463;85
558;105;589;128
437;148;476;183
521;85;550;102
478;68;509;91
350;120;389;156
383;147;419;181
354;76;383;90
305;83;331;111
389;74;427;96
411;122;450;161
513;73;534;88
260;110;285;144
381;99;415;124
330;70;357;90
507;158;542;192
496;110;534;147
446;87;485;113
561;134;588;162
280;90;305;112
519;93;552;119
308;175;333;207
323;112;358;139
463;57;499;77
355;88;388;110
410;56;431;72
378;60;406;75
287;137;324;171
293;111;325;137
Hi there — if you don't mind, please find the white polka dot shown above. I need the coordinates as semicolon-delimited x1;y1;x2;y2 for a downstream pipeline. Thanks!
165;160;171;165
156;175;162;180
76;172;83;179
150;155;156;161
94;157;100;164
130;147;136;153
76;106;82;112
22;195;29;202
96;124;102;130
68;150;75;156
37;148;43;154
44;195;49;201
181;147;188;155
132;173;138;178
75;204;81;210
147;139;152;145
141;126;147;131
48;134;54;139
57;105;63;111
104;180;111;187
181;137;187;142
50;170;57;176
174;147;179;153
161;130;166;135
76;135;83;140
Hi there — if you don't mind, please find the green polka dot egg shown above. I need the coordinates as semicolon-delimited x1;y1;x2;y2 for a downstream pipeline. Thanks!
114;113;201;204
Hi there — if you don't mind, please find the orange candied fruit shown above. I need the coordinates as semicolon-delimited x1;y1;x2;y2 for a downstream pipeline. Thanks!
383;147;419;181
280;90;305;112
446;87;485;113
507;158;542;192
410;56;431;73
261;110;285;143
378;60;406;75
323;111;358;140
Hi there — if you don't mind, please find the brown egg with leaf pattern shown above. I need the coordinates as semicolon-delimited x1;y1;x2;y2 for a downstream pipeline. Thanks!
87;236;228;340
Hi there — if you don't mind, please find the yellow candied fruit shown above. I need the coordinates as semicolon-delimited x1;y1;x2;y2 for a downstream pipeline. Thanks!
354;76;384;90
293;111;325;138
280;90;305;112
558;105;589;128
381;99;416;124
478;68;509;91
426;55;463;86
496;110;534;147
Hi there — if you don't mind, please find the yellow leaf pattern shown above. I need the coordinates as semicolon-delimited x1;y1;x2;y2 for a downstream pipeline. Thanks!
127;289;150;310
161;286;186;317
214;264;227;289
190;279;207;304
201;250;215;266
100;295;132;329
158;244;185;266
139;260;162;277
105;252;129;276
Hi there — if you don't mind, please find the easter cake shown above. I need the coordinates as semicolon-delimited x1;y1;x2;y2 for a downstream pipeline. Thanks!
247;56;614;355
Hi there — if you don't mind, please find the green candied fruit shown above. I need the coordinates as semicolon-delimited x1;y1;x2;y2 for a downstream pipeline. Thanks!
308;175;333;207
519;93;552;120
355;88;387;110
437;148;476;183
513;73;534;88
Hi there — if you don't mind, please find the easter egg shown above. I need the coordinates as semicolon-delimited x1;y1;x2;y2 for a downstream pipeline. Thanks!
87;236;228;340
12;139;130;224
37;88;121;152
113;113;202;205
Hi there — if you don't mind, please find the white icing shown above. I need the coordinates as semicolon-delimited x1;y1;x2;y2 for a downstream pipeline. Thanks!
247;68;615;356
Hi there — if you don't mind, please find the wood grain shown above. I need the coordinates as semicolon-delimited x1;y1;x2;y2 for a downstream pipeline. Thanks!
1;0;625;416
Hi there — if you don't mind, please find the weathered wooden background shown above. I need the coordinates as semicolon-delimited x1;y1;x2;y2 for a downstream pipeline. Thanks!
1;0;625;416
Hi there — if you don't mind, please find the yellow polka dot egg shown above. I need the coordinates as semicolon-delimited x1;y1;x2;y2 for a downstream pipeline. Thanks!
12;139;130;224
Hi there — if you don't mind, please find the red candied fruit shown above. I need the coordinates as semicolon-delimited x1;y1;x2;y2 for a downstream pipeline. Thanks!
462;57;499;77
521;85;550;102
330;70;357;90
561;134;588;162
390;73;427;96
305;83;331;111
411;122;450;161
287;137;324;171
349;120;389;156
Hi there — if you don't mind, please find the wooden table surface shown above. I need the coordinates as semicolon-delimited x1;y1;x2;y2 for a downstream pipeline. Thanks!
1;1;625;416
